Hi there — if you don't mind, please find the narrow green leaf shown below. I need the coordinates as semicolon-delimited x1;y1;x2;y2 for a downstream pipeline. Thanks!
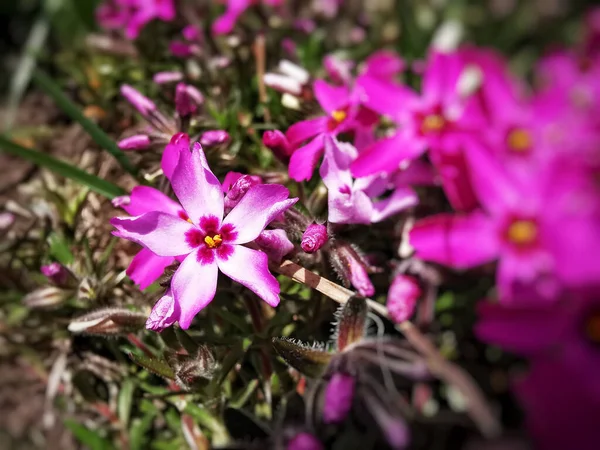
128;352;175;379
32;70;138;176
47;232;74;265
0;136;124;199
118;378;136;427
64;419;112;450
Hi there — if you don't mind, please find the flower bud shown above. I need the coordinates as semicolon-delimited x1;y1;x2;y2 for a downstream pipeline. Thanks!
111;195;131;209
287;432;323;450
255;229;295;263
224;175;262;210
121;85;156;116
153;71;184;84
0;211;15;230
146;289;178;332
68;308;147;335
174;346;217;389
23;286;70;309
334;295;367;351
387;274;421;323
264;73;303;96
263;130;292;160
199;130;230;147
323;373;355;424
278;60;310;85
182;24;202;41
329;242;375;297
301;223;328;253
175;82;203;117
169;41;195;57
272;337;332;378
41;262;77;288
118;134;151;150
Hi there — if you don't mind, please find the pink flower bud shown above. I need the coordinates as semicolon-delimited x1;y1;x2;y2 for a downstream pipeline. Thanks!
121;85;156;116
348;257;375;297
255;229;295;263
301;223;328;253
169;41;195;57
323;373;355;424
387;274;421;323
200;130;230;147
263;130;292;160
118;134;151;150
282;38;297;58
0;212;15;230
287;432;323;450
175;82;202;117
323;55;354;85
41;262;77;288
182;24;202;41
153;71;184;84
112;195;131;209
146;289;179;332
224;174;262;210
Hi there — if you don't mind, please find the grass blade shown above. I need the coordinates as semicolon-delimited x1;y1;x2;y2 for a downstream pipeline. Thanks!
0;135;124;199
32;69;138;176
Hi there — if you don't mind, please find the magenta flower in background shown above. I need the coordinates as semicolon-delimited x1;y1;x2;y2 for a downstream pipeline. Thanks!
386;274;421;323
320;136;418;225
323;373;355;424
96;0;176;40
286;79;378;181
212;0;284;35
351;49;500;211
476;290;600;449
112;143;297;329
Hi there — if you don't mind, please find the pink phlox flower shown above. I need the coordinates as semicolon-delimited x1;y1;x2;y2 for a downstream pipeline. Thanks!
111;143;298;329
320;136;418;224
286;78;379;181
410;143;570;303
212;0;283;35
352;48;508;211
476;289;600;448
169;24;203;58
96;0;175;40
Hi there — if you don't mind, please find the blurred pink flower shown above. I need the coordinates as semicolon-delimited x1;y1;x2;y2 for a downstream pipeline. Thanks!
212;0;284;35
96;0;176;40
112;142;297;329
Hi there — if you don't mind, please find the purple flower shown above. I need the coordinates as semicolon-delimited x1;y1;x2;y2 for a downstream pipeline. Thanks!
387;274;421;323
223;173;263;211
301;223;328;253
200;130;230;147
320;136;418;224
212;0;284;35
118;134;151;151
323;373;355;424
111;143;297;329
263;130;292;161
175;83;204;117
255;229;295;263
96;0;176;40
41;263;75;288
146;289;179;332
287;432;323;450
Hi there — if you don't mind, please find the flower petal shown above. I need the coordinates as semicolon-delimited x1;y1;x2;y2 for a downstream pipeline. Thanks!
371;186;419;222
289;135;326;181
172;250;219;329
146;289;180;331
410;212;499;269
255;229;295;263
126;248;174;290
171;143;224;225
355;75;416;121
217;245;280;307
286;117;328;146
313;79;350;114
161;132;190;180
111;212;195;257
223;184;297;244
351;133;426;178
122;186;183;217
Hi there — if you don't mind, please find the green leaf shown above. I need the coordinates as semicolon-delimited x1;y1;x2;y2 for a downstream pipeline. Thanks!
128;352;176;380
47;232;74;265
0;136;125;199
32;70;138;176
64;419;113;450
118;378;136;427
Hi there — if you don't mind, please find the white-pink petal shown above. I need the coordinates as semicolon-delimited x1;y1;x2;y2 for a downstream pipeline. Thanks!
216;245;280;307
111;212;196;257
171;144;224;226
172;250;219;329
222;184;297;244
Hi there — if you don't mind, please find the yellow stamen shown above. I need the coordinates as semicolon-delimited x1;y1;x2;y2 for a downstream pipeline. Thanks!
331;109;347;123
204;234;222;249
507;128;532;153
187;218;193;224
421;114;445;134
507;220;537;245
585;312;600;344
